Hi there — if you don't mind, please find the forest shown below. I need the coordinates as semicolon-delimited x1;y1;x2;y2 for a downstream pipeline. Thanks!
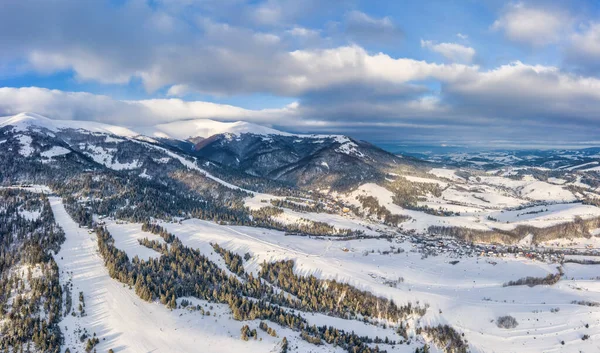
0;190;64;353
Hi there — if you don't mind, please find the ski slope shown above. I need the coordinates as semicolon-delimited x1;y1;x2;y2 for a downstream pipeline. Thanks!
50;197;327;353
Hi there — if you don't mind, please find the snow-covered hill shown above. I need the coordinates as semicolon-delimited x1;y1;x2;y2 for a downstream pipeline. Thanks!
0;112;139;137
139;118;292;140
2;112;600;353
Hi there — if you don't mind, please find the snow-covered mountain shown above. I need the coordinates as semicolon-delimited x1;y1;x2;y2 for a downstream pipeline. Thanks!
3;112;600;353
0;112;139;138
0;112;412;189
190;132;405;188
138;118;292;140
0;112;251;194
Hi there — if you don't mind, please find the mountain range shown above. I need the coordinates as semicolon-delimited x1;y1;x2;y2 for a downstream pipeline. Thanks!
0;112;420;189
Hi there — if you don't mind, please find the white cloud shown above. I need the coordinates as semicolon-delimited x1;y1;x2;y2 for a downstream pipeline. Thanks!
421;40;476;63
566;22;600;73
166;84;191;97
445;61;600;124
343;10;402;45
0;87;296;127
457;33;468;40
571;22;600;56
251;4;282;26
286;45;476;93
491;3;567;46
1;1;600;143
345;11;395;31
4;56;600;142
286;27;320;37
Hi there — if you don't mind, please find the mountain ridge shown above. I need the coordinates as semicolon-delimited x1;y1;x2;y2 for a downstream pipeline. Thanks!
1;112;360;143
0;111;411;190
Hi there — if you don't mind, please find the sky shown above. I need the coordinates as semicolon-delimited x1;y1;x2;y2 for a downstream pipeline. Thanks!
2;0;600;149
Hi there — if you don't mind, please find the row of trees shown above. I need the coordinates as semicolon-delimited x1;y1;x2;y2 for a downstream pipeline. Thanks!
270;198;331;214
56;171;358;239
357;195;411;226
418;325;468;353
96;224;413;353
429;215;600;245
385;177;460;216
251;207;362;237
211;243;246;277
259;260;427;323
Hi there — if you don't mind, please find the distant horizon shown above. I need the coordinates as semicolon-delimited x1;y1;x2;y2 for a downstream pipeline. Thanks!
374;141;600;154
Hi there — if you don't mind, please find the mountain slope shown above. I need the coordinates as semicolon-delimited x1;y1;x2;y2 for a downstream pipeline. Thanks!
190;132;403;189
0;112;139;137
141;118;409;189
0;113;249;194
0;112;424;190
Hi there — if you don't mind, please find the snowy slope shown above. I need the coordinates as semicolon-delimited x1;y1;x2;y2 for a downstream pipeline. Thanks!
153;218;600;353
0;112;138;137
50;197;342;353
140;119;292;140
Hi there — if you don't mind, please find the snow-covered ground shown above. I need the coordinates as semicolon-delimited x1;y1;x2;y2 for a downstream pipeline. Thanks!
337;163;600;235
42;165;600;353
49;197;364;353
104;220;164;260
148;218;600;353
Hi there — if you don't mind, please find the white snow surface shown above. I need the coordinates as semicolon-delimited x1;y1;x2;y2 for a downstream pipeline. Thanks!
16;134;34;157
342;180;600;234
104;220;164;260
429;168;465;181
19;208;41;221
37;188;600;353
140;119;292;140
140;117;358;144
51;197;340;353
80;144;142;170
154;218;600;353
1;113;369;162
0;112;138;137
40;146;71;158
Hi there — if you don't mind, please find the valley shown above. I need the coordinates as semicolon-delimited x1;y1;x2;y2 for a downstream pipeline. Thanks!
1;112;600;353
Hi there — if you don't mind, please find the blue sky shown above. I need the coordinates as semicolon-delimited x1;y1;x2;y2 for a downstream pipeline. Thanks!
2;0;600;148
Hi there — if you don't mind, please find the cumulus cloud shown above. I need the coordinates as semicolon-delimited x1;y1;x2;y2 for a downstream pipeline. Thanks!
166;84;191;97
0;2;447;97
286;46;476;94
491;3;567;46
445;61;600;126
421;40;476;63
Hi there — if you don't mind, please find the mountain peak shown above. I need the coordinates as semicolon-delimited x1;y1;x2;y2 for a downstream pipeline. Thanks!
0;112;138;137
0;112;55;131
139;118;291;141
0;112;357;147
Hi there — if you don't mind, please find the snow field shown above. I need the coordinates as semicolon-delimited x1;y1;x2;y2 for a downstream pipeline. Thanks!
48;194;600;353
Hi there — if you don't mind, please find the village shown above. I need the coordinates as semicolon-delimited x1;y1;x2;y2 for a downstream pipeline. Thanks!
401;234;600;265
